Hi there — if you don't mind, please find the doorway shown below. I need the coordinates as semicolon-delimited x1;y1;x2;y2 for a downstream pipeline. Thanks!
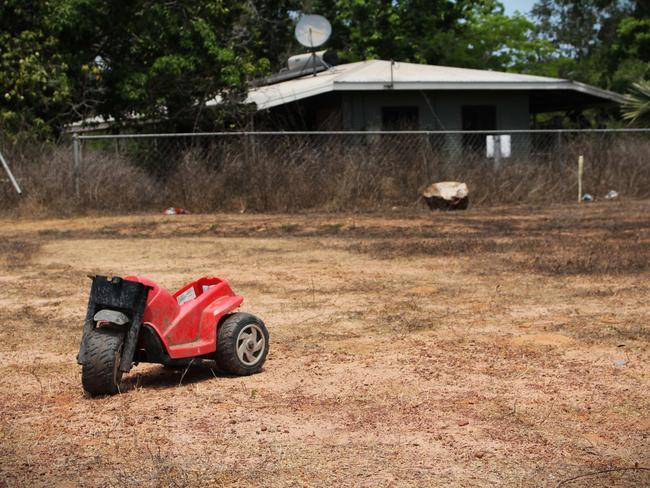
462;105;497;154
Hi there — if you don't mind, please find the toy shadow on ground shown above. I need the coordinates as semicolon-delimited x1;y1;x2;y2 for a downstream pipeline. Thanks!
120;360;234;392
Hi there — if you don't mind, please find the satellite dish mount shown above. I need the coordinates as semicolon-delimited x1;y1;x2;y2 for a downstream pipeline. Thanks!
295;15;332;76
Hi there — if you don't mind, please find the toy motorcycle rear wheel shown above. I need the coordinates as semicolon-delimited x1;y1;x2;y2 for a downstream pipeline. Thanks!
81;326;125;396
216;313;269;375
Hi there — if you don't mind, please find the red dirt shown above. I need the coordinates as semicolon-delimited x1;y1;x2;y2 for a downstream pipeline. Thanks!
0;202;648;487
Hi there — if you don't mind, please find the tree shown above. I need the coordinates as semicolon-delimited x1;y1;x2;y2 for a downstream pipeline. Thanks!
0;1;71;138
2;0;293;136
243;0;304;71
394;0;473;65
301;0;553;71
531;0;637;85
302;0;401;62
532;0;633;60
51;0;270;131
608;16;650;92
443;1;555;73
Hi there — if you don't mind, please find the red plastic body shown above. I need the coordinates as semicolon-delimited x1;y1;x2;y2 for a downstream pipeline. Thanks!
125;275;243;359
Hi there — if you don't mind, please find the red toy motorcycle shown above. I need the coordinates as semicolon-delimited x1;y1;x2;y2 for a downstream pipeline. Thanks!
77;275;269;396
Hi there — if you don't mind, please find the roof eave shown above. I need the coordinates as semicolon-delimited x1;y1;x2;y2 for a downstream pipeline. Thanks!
569;80;626;104
332;80;624;104
250;83;335;110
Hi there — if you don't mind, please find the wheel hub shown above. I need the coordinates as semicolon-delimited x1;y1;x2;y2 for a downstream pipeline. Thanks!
236;324;266;366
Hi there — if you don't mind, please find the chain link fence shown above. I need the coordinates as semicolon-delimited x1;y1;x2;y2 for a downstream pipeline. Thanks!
2;129;650;213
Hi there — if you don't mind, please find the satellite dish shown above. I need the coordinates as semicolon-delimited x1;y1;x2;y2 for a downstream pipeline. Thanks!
295;15;331;49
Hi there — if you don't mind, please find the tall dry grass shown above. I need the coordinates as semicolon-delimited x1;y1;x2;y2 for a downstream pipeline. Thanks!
1;145;159;216
1;133;649;215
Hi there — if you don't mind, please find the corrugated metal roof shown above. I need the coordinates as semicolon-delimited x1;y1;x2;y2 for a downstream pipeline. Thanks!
337;60;560;83
213;59;624;110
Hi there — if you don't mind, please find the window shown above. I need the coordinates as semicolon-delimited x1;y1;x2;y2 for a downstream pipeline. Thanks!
382;106;419;130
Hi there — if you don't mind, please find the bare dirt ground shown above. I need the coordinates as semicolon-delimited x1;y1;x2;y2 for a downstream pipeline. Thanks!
0;202;649;487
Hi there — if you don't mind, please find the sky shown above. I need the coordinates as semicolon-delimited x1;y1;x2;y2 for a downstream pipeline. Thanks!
501;0;537;16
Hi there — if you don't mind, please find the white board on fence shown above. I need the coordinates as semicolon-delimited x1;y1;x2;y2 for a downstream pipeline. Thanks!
486;135;511;158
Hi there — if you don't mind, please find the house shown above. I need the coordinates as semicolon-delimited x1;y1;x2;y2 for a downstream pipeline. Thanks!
72;58;625;159
222;59;624;158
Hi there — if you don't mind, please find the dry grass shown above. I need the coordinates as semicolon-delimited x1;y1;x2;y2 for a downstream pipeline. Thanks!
343;202;650;276
349;236;649;275
0;238;39;268
0;146;159;216
0;202;648;487
1;134;650;215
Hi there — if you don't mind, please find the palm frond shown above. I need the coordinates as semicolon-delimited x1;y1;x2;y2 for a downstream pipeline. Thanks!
622;80;650;126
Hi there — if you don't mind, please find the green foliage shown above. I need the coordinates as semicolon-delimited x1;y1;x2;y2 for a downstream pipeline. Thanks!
303;0;403;61
241;0;303;70
532;0;628;60
445;2;556;73
52;0;267;131
622;80;650;124
2;0;648;138
303;0;553;70
2;0;292;136
609;17;650;91
531;0;649;91
0;1;70;137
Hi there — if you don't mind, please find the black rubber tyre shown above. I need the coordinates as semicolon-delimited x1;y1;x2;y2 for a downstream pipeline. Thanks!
215;313;269;376
81;326;125;396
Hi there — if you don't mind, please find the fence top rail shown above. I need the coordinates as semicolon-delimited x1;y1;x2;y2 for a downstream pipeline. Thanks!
76;128;650;140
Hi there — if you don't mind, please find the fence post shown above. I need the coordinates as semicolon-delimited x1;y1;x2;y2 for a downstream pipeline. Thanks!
578;154;584;203
72;133;81;198
494;135;501;170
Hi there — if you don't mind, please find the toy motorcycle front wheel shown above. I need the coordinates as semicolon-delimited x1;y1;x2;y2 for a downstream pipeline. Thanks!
81;326;125;396
216;313;269;375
